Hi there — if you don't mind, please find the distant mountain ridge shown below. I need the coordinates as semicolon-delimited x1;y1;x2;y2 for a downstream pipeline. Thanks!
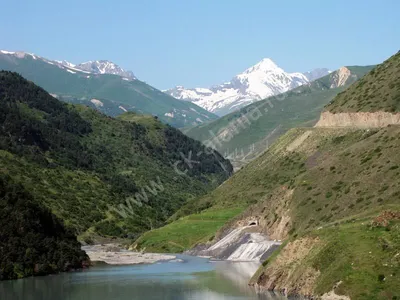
183;64;374;168
164;58;331;116
303;68;331;81
0;50;136;80
74;60;136;80
0;50;217;127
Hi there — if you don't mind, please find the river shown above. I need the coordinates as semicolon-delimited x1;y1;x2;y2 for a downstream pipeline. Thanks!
0;255;287;300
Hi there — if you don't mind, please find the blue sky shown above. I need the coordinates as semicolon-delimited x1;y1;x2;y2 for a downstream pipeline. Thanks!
0;0;399;89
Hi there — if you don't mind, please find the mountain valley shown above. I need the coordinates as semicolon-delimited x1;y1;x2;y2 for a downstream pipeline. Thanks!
1;2;399;300
0;71;231;279
0;39;398;300
183;65;374;169
135;52;400;299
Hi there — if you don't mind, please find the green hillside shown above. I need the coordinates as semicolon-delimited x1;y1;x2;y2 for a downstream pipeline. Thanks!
136;126;400;249
0;52;217;128
0;71;232;243
326;52;400;113
0;174;89;280
183;66;374;166
134;54;400;298
136;125;400;298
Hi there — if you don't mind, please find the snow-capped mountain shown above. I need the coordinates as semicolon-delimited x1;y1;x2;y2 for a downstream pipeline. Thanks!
75;60;136;80
0;50;136;80
165;59;329;116
0;49;217;128
303;68;331;82
55;60;76;69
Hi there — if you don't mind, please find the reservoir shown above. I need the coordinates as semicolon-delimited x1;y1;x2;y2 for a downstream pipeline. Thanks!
0;255;287;300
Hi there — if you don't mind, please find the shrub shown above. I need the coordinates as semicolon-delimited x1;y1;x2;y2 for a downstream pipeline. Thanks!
331;205;340;211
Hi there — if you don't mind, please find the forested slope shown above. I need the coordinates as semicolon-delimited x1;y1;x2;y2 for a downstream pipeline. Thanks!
0;71;232;242
0;174;88;280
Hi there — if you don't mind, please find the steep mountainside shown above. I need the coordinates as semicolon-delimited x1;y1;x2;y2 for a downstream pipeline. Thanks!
183;65;374;168
165;59;329;116
135;53;400;299
0;50;217;127
326;52;400;113
0;174;88;280
0;71;232;243
136;127;400;299
316;52;400;128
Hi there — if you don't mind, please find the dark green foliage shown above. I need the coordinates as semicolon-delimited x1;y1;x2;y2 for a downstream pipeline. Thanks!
0;174;88;280
378;274;386;282
0;71;92;167
0;71;232;240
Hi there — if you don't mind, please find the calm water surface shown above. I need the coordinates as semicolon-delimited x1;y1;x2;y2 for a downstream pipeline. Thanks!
0;255;287;300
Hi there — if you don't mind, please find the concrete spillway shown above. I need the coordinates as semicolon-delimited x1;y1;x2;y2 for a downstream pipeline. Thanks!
189;225;281;262
208;228;244;251
227;233;278;261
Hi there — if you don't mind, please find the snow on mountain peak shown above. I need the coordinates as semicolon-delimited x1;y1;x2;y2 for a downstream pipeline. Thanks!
0;50;38;60
75;60;136;80
245;58;280;73
0;50;16;55
0;49;136;80
56;60;76;68
165;58;311;116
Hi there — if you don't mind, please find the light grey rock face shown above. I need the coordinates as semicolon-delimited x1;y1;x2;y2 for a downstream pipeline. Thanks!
75;60;136;80
303;68;331;82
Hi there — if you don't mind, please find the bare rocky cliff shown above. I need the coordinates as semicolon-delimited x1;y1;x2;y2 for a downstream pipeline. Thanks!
329;67;352;88
250;237;321;297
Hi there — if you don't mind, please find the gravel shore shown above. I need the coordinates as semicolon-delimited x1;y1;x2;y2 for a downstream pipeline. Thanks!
82;244;176;265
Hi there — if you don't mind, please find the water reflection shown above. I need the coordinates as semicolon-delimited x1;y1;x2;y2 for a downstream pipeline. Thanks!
0;255;287;300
